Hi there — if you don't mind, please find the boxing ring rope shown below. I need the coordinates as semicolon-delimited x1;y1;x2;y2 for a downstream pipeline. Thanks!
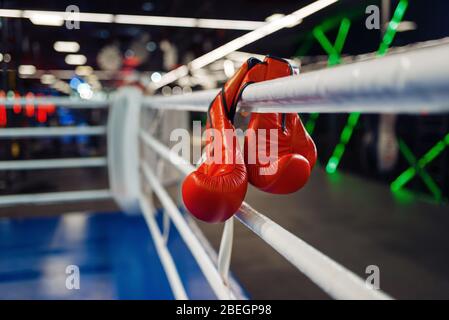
0;189;112;206
140;193;189;300
0;157;107;170
143;42;449;114
0;126;107;137
2;97;108;108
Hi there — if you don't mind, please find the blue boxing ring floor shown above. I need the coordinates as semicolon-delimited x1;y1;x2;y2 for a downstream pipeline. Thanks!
0;211;225;300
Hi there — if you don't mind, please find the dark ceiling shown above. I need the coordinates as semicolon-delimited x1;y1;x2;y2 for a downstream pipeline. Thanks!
0;0;371;71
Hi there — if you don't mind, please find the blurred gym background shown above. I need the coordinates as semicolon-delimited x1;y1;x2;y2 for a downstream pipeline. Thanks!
1;0;449;299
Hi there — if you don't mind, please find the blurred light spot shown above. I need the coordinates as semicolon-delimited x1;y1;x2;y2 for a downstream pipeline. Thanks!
3;53;11;63
151;72;162;83
223;59;235;78
182;86;192;94
161;86;171;96
172;86;182;95
75;65;93;76
69;77;83;90
146;41;157;52
65;54;87;65
142;2;154;11
54;41;80;53
125;49;135;58
41;74;56;85
77;83;93;99
18;64;36;75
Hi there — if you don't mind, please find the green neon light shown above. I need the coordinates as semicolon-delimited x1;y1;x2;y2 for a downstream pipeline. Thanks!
313;18;351;66
295;6;374;58
418;137;449;167
313;27;337;57
391;167;415;191
391;139;442;201
378;0;409;56
325;0;409;174
391;133;449;195
391;187;446;205
307;19;351;135
305;113;320;135
330;18;351;65
334;18;351;54
325;112;360;173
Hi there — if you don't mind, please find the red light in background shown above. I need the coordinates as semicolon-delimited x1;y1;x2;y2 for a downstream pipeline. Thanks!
47;102;56;115
13;92;22;114
37;106;47;123
0;90;6;127
35;93;44;123
0;92;55;125
25;92;35;117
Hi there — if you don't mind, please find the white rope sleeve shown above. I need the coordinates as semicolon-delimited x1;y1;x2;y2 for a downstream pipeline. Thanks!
0;126;107;138
0;157;107;170
217;219;234;286
140;194;188;300
0;190;112;206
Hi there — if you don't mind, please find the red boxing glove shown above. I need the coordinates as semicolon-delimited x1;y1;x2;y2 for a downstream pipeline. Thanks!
182;56;316;222
243;57;317;194
182;58;261;223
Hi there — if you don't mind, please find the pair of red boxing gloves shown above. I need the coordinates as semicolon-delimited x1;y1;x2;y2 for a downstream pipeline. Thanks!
182;56;317;223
